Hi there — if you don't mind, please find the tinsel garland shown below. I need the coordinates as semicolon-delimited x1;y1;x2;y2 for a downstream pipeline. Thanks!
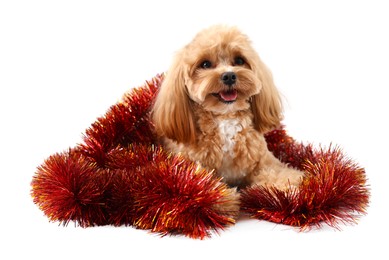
31;74;369;238
243;129;369;229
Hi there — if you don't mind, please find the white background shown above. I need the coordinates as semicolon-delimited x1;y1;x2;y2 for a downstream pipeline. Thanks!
1;0;388;259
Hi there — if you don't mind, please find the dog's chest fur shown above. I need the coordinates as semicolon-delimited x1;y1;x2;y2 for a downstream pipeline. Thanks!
215;117;246;185
164;109;262;187
217;118;242;157
194;109;260;186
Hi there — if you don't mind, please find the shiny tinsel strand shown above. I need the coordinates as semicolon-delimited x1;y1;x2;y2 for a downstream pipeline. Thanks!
80;75;163;167
264;127;317;170
241;145;370;230
31;149;112;227
107;144;238;239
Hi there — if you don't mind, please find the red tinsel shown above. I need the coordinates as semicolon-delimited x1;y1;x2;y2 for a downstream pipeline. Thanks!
80;77;161;167
241;142;369;229
31;74;370;238
107;144;238;238
31;149;112;227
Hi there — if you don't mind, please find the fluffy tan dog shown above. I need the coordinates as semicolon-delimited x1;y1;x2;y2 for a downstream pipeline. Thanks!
152;25;304;191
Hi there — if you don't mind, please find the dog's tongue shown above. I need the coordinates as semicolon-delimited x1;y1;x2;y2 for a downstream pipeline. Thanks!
219;89;238;102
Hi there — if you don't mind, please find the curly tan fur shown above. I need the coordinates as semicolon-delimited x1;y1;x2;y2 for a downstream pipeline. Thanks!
152;25;304;192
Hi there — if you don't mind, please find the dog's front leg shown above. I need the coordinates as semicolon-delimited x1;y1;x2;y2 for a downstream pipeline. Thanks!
248;150;305;190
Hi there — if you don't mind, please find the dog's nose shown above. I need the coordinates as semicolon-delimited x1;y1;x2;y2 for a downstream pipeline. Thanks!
221;72;237;86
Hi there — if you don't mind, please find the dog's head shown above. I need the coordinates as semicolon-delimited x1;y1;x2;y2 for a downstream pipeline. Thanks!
153;25;283;143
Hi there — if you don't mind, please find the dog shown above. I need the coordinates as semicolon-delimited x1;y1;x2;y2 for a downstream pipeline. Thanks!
152;25;304;192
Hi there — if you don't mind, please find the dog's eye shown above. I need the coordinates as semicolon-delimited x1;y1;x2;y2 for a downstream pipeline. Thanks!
200;60;212;69
234;57;245;66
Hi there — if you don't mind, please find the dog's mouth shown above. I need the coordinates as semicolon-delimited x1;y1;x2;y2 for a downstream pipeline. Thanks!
212;89;238;103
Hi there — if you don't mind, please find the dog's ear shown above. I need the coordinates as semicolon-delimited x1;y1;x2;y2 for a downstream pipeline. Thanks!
152;52;196;144
251;59;283;133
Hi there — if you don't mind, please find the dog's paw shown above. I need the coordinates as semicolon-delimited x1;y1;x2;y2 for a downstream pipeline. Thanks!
212;187;240;220
282;168;305;190
252;167;305;191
